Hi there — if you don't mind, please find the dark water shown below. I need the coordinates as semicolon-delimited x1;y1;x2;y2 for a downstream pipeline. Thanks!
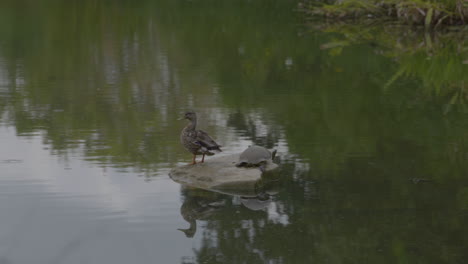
0;1;467;263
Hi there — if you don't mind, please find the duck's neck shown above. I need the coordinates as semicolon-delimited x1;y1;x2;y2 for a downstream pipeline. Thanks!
179;220;197;238
185;119;197;131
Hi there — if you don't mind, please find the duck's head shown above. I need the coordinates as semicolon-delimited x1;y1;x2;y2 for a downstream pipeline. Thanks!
182;111;197;121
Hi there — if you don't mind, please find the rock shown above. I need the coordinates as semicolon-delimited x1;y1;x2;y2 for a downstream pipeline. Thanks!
169;154;278;195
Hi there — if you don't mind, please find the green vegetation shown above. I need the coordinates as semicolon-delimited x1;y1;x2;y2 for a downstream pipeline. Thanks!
315;23;468;113
302;0;468;27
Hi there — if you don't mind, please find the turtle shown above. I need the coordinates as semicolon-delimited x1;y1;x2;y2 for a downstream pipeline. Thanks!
235;145;277;172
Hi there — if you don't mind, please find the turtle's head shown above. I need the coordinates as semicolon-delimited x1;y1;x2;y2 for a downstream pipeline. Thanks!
182;111;197;121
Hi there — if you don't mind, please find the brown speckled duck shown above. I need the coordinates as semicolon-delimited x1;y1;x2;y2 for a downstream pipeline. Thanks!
180;112;221;165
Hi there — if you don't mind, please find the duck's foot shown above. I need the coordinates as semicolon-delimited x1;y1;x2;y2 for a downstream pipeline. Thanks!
189;155;197;165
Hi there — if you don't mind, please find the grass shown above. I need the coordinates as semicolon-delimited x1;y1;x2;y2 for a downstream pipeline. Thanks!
301;0;468;27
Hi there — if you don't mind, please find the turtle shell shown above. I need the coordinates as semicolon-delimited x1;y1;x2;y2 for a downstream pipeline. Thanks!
237;146;272;166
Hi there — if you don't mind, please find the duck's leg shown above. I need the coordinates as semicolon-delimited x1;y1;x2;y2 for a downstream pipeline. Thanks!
201;154;205;163
190;155;197;165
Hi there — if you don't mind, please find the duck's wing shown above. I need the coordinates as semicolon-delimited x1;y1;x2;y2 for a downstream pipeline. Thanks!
196;130;222;151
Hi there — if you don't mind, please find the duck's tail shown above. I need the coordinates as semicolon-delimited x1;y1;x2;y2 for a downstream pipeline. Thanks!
200;146;219;155
208;145;222;152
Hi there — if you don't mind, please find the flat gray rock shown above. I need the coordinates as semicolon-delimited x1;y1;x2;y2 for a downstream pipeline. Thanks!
169;154;278;195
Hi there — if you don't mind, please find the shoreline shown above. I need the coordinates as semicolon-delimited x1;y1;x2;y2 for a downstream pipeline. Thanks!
300;0;468;28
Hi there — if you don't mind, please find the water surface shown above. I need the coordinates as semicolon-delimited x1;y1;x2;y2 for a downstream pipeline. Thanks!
0;1;467;263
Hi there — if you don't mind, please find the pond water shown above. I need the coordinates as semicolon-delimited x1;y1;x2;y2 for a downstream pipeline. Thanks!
0;1;467;263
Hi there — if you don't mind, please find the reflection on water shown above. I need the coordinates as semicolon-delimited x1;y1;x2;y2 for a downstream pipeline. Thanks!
178;176;282;237
0;0;467;263
178;187;280;239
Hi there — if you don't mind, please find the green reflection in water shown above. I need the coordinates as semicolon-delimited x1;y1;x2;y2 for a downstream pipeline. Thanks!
0;0;467;263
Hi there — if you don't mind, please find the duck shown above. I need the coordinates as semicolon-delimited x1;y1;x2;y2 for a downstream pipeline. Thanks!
180;111;221;165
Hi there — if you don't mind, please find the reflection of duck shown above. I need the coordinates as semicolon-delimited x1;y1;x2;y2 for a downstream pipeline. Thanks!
178;190;225;238
177;177;281;237
180;112;221;165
